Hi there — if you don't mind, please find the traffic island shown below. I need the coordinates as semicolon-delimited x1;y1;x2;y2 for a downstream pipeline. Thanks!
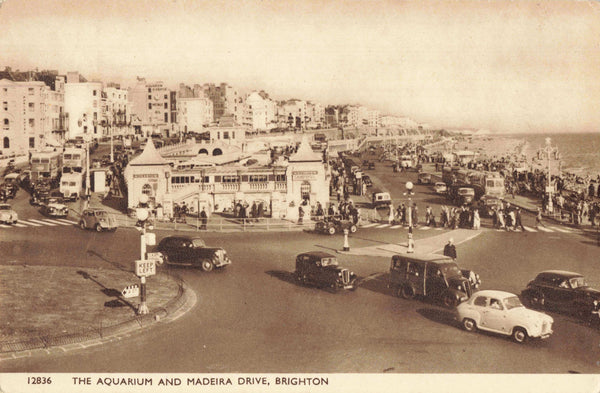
0;265;191;355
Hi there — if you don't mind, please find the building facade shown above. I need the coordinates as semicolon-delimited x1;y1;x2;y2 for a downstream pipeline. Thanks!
177;97;214;133
0;79;48;156
64;72;103;140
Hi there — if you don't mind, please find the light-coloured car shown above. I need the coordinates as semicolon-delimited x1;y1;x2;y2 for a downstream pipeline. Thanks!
40;197;69;218
0;203;18;224
433;182;447;194
456;290;553;343
79;208;118;232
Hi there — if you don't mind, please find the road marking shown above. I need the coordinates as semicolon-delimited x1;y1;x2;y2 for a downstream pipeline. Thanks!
548;226;571;233
376;224;390;228
536;226;553;232
390;225;402;229
56;219;76;224
27;219;58;226
13;223;27;227
522;226;537;232
419;226;431;230
435;227;443;230
18;220;42;227
361;223;378;228
42;219;72;226
0;224;10;228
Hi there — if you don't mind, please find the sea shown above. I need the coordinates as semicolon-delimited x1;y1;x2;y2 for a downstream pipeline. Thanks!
508;132;600;177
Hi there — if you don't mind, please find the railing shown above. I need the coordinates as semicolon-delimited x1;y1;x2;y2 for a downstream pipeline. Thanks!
109;214;317;233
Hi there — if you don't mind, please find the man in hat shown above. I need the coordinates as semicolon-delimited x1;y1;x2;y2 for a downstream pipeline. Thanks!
443;238;457;260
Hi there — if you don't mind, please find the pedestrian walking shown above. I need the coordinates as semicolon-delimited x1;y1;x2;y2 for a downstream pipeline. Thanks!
200;207;208;230
514;207;525;232
443;238;457;260
535;207;545;229
472;208;480;230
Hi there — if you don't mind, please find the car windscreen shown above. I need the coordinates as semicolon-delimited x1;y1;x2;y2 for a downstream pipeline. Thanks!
439;263;461;278
192;238;206;248
321;257;338;267
458;189;474;195
570;277;587;289
503;296;524;310
95;211;108;217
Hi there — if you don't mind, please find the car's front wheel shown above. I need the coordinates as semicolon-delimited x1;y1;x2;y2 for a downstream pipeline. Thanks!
79;221;86;230
462;318;477;332
201;259;214;272
95;224;103;232
512;327;528;344
349;224;357;233
400;285;415;299
328;226;336;235
443;294;458;308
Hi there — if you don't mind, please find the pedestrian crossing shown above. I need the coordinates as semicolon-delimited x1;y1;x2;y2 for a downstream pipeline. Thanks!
359;222;581;235
0;218;76;229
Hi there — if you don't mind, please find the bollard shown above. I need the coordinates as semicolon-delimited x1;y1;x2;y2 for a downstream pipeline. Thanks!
343;228;350;251
407;226;415;253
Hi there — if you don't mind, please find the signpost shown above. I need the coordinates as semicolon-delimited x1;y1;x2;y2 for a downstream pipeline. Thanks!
134;260;156;277
122;284;140;299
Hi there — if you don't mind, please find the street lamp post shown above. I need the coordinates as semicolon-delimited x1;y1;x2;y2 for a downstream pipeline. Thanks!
135;194;153;315
543;137;555;213
404;181;415;252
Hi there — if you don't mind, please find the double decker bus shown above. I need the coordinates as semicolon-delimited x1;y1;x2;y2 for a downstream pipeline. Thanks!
60;147;86;201
29;151;62;185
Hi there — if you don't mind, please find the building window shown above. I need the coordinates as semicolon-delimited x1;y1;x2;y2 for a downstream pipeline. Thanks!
148;95;152;100
275;174;286;182
164;103;168;109
148;88;152;93
232;131;235;139
164;94;167;99
3;118;8;128
223;131;229;139
28;87;34;95
164;113;168;122
3;102;7;110
148;103;152;109
29;137;35;148
222;175;239;183
93;90;97;96
301;181;311;201
249;174;268;182
3;137;9;149
142;183;153;196
29;119;35;128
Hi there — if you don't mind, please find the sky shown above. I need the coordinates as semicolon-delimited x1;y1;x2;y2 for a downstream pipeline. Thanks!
1;0;599;134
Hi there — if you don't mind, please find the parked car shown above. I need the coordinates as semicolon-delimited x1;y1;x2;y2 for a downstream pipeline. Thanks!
294;251;357;291
521;270;600;320
0;203;18;224
433;182;447;194
79;208;118;232
40;197;69;218
456;290;554;343
389;254;481;307
315;217;357;235
156;235;231;272
417;172;432;184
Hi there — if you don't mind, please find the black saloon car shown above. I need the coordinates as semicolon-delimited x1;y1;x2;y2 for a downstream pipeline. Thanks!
521;270;600;319
156;235;231;272
294;251;357;291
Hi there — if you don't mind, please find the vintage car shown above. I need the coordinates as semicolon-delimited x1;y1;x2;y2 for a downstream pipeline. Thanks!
477;195;502;217
371;189;392;208
433;182;447;194
315;217;357;235
362;160;375;170
389;254;481;308
79;208;118;232
40;197;69;218
521;270;600;320
447;185;476;206
0;203;18;224
417;172;432;184
156;235;231;272
294;251;357;291
456;290;554;343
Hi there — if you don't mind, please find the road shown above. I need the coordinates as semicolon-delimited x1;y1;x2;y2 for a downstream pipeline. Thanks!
2;180;600;373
